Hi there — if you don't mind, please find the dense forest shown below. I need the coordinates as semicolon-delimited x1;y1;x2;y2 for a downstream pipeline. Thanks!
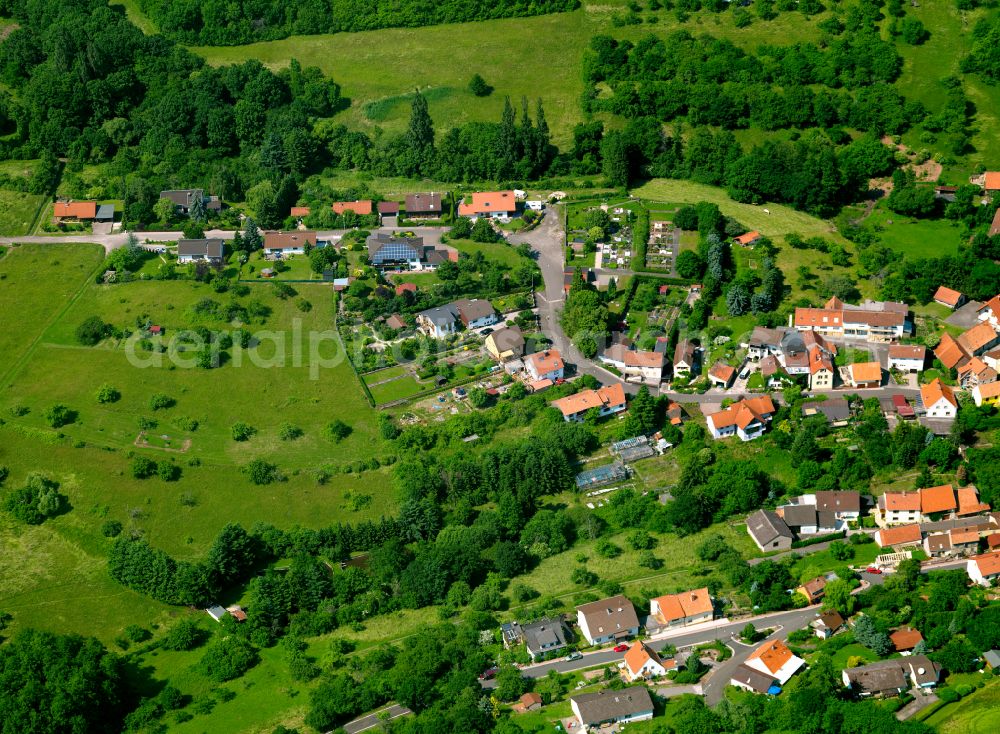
133;0;581;45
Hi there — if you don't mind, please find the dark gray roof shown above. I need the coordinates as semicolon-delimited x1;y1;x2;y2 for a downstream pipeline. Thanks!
810;399;852;423
576;595;639;637
405;192;442;214
781;330;807;355
747;510;793;547
95;204;115;220
177;238;223;258
521;618;568;652
161;189;220;211
571;687;653;725
423;247;450;265
920;515;995;535
984;650;1000;668
781;504;817;528
366;232;424;260
731;663;777;694
844;660;907;695
817;511;838;529
907;656;941;687
749;326;786;348
417;304;459;326
489;327;525;355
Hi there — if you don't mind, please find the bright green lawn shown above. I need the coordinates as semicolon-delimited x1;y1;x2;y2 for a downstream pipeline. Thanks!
0;189;47;236
789;543;881;584
923;677;1000;732
448;238;527;268
0;158;38;181
368;375;429;404
864;205;966;259
830;643;879;670
0;243;105;378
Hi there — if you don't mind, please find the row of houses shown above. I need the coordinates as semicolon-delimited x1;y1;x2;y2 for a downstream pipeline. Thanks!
746;491;862;551
792;296;912;343
292;193;445;220
415;299;498;338
175;230;330;263
874;483;991;527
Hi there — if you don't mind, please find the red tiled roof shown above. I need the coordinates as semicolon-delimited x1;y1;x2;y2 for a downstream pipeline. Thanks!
971;551;1000;577
395;282;417;295
985;172;1000;191
849;362;882;384
53;201;97;219
709;362;736;383
935;333;969;370
919;484;957;514
551;383;625;418
933;286;964;307
876;524;922;547
921;378;958;410
332;200;373;215
734;231;761;245
290;206;310;217
890;628;923;651
747;640;793;675
958;322;1000;354
458;191;517;216
881;492;921;512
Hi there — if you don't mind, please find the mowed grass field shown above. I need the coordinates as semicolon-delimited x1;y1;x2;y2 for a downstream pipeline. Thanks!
0;189;47;236
924;679;1000;732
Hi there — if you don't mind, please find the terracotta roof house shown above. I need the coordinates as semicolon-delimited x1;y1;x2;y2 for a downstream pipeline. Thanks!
404;193;443;218
933;286;966;309
599;344;667;385
968;551;1000;586
734;230;762;247
808;347;836;391
551;384;627;422
377;201;400;215
958;321;1000;357
575;595;640;645
796;576;828;605
847;361;883;388
957;356;998;389
935;333;970;370
622;641;673;681
987;533;1000;550
395;282;417;296
985;171;1000;195
793;297;910;342
920;484;958;516
524;349;565;382
950;528;981;553
979;295;1000;329
512;692;543;713
53;200;97;221
290;206;310;217
331;200;373;216
570;687;654;731
890;628;924;652
263;230;317;255
973;381;1000;407
708;361;737;388
458;191;518;219
385;314;407;331
485;327;525;362
744;639;804;686
876;491;922;526
747;509;793;552
874;524;922;548
921;378;958;419
649;588;714;629
706;396;776;441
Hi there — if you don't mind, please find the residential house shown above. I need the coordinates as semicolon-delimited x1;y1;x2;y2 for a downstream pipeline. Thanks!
780;330;810;375
576;595;640;645
708;362;737;388
973;382;1000;407
404;193;443;219
842;657;940;697
485;327;525;362
367;233;426;269
53;200;97;222
551;384;627;422
921;484;960;518
760;355;788;388
673;339;699;377
746;510;794;552
951;528;982;555
458;191;517;219
935;332;970;371
809;348;836;391
453;299;497;329
796;576;828;605
501;621;524;648
730;664;780;695
978;295;1000;329
890;628;923;653
888;345;927;373
814;491;862;521
176;238;224;264
525;349;565;382
416;304;459;338
395;282;417;297
290;206;310;218
985;171;1000;200
570;687;654;733
747;327;786;361
793;297;910;342
512;692;543;713
957;485;991;516
811;611;844;639
742;640;804;687
847;362;883;388
521;618;569;660
563;267;595;294
622;642;672;682
263;230;316;256
331;200;373;216
377;201;399;218
921;379;958;419
706;396;776;441
984;650;1000;670
385;314;407;331
649;588;714;630
779;504;823;536
599;344;667;384
734;230;762;247
968;551;1000;586
933;286;966;309
160;189;221;214
957;357;998;389
925;531;954;557
957;321;1000;357
803;398;851;426
874;524;922;549
876;492;922;526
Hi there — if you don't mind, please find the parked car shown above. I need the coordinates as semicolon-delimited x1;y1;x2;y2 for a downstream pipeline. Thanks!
865;567;882;574
478;667;498;680
613;643;629;653
481;327;494;335
566;651;582;661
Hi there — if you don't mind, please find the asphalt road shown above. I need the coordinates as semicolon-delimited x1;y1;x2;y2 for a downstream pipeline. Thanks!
341;704;412;734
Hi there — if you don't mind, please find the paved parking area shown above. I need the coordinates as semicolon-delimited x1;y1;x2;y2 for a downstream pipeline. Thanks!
946;300;983;329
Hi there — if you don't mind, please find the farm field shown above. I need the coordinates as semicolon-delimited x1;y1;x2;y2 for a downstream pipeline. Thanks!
0;189;47;236
863;205;966;259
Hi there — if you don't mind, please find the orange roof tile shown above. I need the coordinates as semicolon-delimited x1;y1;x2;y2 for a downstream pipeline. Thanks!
708;396;776;430
709;362;736;383
890;628;923;651
331;200;373;215
53;201;97;219
747;640;793;675
653;588;712;623
933;286;964;307
982;295;1000;319
920;484;957;514
957;486;991;516
623;350;665;369
734;231;761;245
921;378;958;410
794;307;842;328
458;191;517;216
958;322;1000;354
623;641;663;677
290;206;310;217
985;172;1000;191
950;529;980;545
935;333;969;370
550;383;626;418
849;362;882;384
972;551;1000;577
987;534;1000;549
525;349;564;376
888;345;926;360
882;492;921;512
975;382;1000;401
876;524;922;547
